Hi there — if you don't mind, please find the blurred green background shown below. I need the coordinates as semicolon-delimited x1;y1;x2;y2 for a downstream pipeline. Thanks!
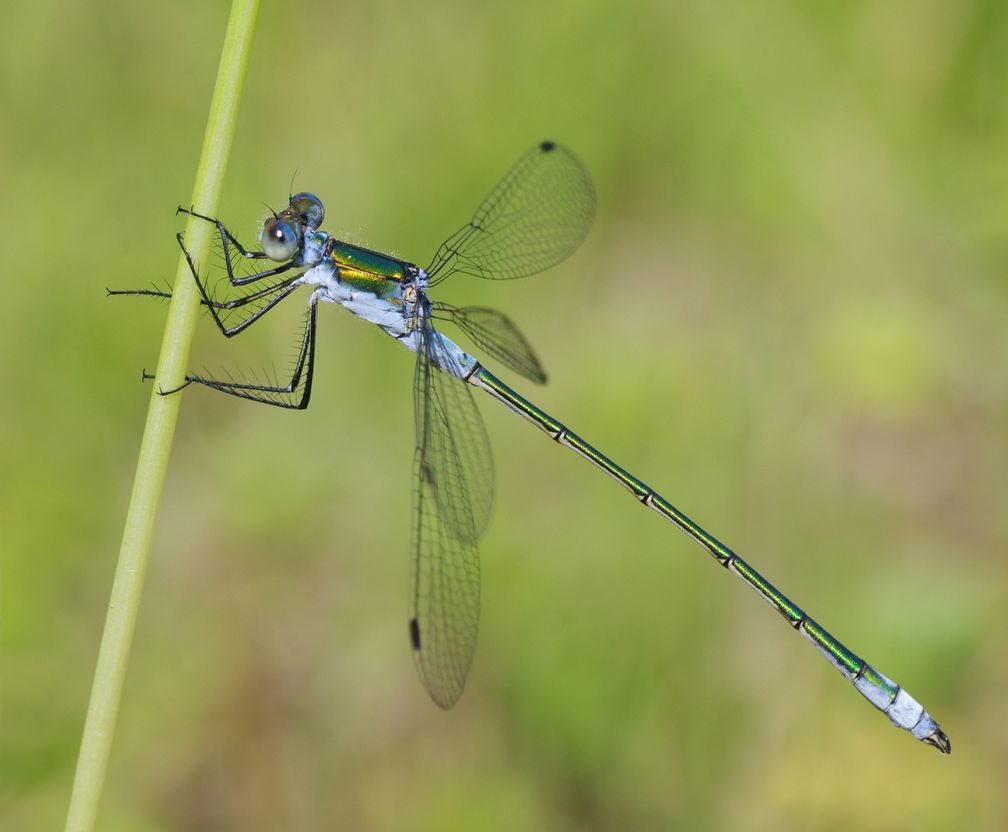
3;1;1007;829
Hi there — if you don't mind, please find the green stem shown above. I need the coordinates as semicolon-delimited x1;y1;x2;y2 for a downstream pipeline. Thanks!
64;3;259;830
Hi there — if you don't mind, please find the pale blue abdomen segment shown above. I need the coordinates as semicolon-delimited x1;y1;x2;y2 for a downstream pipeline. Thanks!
854;666;945;739
400;329;478;380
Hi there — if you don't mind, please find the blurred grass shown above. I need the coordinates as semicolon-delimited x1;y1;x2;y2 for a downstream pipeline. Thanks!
64;4;259;830
2;1;1007;830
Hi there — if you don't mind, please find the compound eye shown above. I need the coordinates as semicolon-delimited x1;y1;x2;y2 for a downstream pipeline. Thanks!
262;218;299;261
290;192;325;229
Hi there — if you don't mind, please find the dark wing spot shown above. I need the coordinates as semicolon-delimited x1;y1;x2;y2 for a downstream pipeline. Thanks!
409;617;422;650
539;140;556;152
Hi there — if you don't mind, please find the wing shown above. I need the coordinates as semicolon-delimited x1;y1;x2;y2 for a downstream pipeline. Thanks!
426;141;595;285
432;302;547;385
408;325;494;707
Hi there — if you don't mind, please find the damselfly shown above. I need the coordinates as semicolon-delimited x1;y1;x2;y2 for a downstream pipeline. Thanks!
114;142;950;753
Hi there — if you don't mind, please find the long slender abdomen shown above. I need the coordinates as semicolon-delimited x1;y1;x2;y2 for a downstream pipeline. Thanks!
469;365;950;753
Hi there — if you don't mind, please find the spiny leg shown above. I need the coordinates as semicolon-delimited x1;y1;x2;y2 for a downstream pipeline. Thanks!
106;287;173;301
152;293;320;410
178;206;291;286
108;274;302;338
176;232;303;336
177;206;265;259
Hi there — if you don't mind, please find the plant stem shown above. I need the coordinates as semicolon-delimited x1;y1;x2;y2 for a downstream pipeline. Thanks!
64;3;259;830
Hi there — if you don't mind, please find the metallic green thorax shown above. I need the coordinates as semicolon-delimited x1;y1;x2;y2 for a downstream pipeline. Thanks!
469;366;949;752
328;240;407;299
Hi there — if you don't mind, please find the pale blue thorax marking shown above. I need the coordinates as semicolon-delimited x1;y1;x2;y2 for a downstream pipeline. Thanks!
289;229;477;380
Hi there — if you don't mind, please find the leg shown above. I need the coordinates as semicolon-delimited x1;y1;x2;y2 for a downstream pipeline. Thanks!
176;232;303;336
178;206;265;260
152;293;320;410
178;206;290;286
108;271;302;338
107;287;173;300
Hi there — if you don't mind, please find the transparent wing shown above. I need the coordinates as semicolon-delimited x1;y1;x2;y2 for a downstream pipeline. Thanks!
408;451;481;708
426;141;595;285
408;324;494;708
415;327;495;541
432;302;547;385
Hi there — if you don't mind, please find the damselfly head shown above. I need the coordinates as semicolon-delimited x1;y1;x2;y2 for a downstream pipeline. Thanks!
289;192;325;230
258;193;325;261
260;213;300;261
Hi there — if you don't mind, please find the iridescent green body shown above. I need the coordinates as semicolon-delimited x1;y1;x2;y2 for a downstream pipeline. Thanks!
328;239;407;300
469;366;950;752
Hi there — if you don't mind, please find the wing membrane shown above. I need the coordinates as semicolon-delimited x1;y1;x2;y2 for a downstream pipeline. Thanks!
408;324;494;707
426;142;595;285
433;302;547;385
408;448;481;708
